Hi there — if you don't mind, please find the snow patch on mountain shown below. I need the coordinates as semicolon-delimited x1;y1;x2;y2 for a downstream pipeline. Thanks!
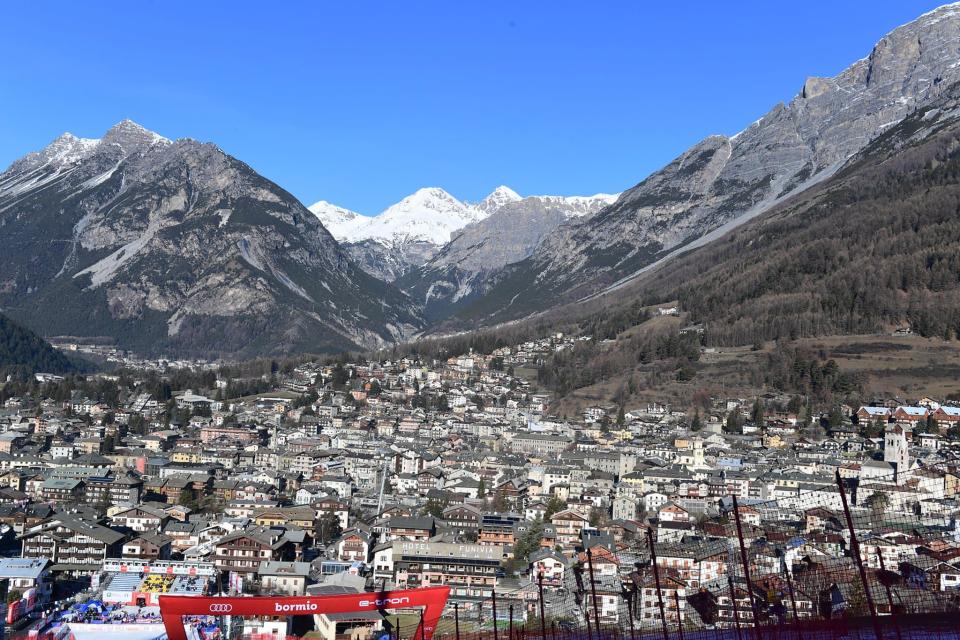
526;193;621;217
307;200;365;238
2;120;169;182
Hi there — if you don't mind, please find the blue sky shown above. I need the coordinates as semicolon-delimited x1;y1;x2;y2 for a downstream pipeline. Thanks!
0;1;948;215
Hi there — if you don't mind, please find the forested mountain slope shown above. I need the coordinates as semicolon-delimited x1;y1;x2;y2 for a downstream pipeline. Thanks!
0;313;82;377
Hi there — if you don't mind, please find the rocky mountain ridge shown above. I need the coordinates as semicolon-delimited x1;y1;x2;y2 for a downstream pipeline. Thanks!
447;3;960;325
0;121;421;357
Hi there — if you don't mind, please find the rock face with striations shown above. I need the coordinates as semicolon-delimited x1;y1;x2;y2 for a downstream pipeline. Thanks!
454;4;960;324
0;120;422;357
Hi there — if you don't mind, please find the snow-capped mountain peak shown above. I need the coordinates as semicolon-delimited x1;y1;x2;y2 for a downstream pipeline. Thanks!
298;184;619;284
476;185;522;214
307;200;365;239
42;133;100;164
389;187;476;218
3;120;169;177
4;133;99;176
351;187;486;246
306;185;620;248
101;119;171;152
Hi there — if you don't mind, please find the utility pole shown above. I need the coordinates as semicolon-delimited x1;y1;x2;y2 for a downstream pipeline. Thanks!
625;584;636;640
376;457;389;517
726;571;743;640
779;550;800;640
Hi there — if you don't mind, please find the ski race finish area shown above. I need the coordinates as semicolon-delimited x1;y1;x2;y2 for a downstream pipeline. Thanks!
158;587;450;640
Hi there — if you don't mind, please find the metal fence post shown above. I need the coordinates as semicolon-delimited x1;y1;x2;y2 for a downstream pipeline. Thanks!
779;552;800;640
492;589;500;640
455;603;461;640
781;555;798;621
673;591;684;640
727;571;743;640
586;547;602;639
876;549;901;640
732;496;761;634
646;527;670;640
538;572;547;640
835;471;882;640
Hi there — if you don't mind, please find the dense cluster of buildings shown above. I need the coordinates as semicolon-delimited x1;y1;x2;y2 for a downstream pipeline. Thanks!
1;332;960;636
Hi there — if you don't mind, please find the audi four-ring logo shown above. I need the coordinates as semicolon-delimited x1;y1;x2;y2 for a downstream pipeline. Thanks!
209;604;233;613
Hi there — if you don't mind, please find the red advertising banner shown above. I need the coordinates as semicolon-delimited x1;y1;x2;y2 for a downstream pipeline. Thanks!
159;586;450;640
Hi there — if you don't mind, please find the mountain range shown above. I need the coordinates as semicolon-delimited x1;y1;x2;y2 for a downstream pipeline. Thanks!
3;3;960;358
308;185;617;283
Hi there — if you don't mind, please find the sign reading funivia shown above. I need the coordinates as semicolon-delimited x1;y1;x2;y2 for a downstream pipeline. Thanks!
159;587;450;640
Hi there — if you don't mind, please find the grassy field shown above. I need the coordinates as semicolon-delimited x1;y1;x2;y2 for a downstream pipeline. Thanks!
796;334;960;398
534;332;960;415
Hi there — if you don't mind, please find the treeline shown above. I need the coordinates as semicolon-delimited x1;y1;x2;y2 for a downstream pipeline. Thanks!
382;317;579;363
0;374;120;406
0;353;326;407
386;290;658;367
579;300;653;341
761;346;864;405
537;331;701;397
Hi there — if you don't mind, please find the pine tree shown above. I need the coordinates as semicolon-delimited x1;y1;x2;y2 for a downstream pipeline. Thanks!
544;496;566;519
751;398;764;427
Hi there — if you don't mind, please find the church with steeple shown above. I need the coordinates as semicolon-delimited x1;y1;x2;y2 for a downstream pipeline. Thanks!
883;424;910;484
